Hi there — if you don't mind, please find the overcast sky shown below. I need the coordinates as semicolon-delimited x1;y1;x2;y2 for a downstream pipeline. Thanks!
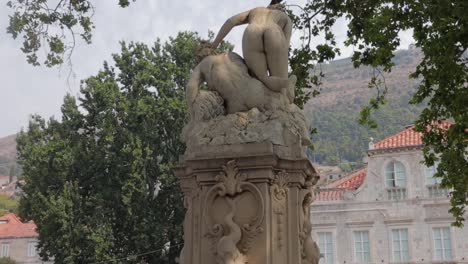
0;0;414;138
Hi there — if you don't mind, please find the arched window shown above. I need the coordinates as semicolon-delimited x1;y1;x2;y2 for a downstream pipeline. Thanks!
425;162;441;185
385;161;406;187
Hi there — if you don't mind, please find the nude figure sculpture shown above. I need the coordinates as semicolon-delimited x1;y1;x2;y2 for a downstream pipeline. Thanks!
211;0;295;97
182;0;312;149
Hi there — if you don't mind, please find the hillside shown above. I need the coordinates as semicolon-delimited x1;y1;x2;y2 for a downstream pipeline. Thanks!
0;48;425;173
306;47;422;109
304;47;426;167
0;134;17;176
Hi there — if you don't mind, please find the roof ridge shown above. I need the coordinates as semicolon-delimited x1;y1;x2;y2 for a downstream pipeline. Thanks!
373;120;453;150
323;167;367;188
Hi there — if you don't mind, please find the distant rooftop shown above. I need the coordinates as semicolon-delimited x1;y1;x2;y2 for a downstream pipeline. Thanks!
315;120;454;201
316;168;367;201
372;120;453;150
0;213;38;238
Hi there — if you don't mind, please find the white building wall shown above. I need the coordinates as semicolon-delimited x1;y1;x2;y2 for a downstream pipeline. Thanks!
311;147;468;264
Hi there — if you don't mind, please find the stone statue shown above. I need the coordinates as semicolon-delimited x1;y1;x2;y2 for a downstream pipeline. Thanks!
186;49;290;119
211;0;295;97
177;3;321;263
183;0;312;155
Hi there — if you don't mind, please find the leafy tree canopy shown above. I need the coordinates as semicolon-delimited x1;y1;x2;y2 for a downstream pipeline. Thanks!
17;31;231;263
7;0;467;225
288;0;467;226
6;0;134;66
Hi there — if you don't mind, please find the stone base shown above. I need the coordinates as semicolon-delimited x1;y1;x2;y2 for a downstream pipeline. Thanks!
182;107;312;156
175;142;320;264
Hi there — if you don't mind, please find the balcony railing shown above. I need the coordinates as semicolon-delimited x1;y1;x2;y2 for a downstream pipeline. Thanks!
386;187;407;200
313;188;348;201
427;185;450;198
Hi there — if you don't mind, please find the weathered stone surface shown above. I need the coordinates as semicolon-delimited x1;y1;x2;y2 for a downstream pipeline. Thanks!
175;148;320;264
183;106;310;157
177;2;321;263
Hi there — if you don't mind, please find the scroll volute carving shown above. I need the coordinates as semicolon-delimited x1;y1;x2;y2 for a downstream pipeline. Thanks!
204;160;265;263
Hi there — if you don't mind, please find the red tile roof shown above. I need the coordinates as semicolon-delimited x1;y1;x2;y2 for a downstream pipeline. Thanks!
0;213;38;238
316;169;367;201
373;121;453;150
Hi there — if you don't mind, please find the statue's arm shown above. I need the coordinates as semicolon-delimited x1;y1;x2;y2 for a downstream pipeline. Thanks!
212;10;251;48
187;66;204;112
283;17;293;44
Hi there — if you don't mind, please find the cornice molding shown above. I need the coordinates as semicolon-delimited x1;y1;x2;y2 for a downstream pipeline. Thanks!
346;221;374;227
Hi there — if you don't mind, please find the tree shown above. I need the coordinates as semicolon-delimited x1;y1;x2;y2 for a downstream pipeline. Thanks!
17;31;231;263
6;0;134;67
7;0;467;225
287;0;467;226
0;194;19;215
8;165;16;183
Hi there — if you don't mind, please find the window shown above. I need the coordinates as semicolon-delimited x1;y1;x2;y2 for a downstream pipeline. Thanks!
385;161;406;187
425;163;441;185
1;243;9;257
392;229;410;262
433;227;452;260
27;241;37;257
354;231;370;262
318;232;334;264
425;163;450;197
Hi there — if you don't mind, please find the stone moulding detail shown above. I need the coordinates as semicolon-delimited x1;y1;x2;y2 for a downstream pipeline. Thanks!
204;160;265;259
178;185;200;264
300;191;320;264
271;170;290;249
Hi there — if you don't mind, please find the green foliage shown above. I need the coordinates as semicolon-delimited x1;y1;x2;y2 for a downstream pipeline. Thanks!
0;257;16;264
0;157;16;176
16;31;225;264
338;162;365;173
7;0;466;227
0;194;19;215
309;99;425;166
6;0;135;67
288;0;467;226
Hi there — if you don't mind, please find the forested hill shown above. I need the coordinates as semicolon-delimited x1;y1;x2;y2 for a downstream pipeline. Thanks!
304;47;426;169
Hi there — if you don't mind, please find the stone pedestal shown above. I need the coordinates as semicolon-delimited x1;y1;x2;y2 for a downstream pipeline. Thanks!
175;142;320;264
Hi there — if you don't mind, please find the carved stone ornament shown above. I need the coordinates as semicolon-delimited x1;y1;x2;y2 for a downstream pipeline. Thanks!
215;160;248;197
271;171;289;249
271;170;290;201
299;191;320;264
204;160;265;262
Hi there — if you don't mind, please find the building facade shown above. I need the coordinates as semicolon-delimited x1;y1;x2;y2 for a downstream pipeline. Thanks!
0;213;46;263
311;123;468;264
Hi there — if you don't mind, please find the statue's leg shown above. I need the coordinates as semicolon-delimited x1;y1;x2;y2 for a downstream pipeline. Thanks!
264;27;297;101
264;27;289;79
